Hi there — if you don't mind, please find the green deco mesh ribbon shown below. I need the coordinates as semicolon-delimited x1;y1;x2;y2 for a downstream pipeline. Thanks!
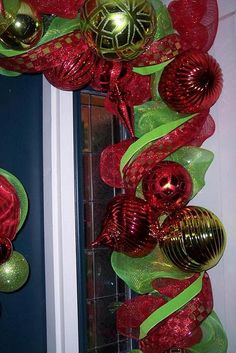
112;245;193;294
151;0;173;40
130;312;228;353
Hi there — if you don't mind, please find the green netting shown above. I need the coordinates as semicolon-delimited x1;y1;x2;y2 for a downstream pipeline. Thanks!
151;0;174;40
111;245;193;294
189;311;228;353
134;99;183;138
0;168;28;232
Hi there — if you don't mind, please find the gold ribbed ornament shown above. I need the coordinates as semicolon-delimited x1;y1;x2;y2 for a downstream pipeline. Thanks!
160;206;226;272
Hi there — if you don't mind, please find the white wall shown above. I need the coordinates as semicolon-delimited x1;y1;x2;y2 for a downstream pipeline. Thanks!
192;1;236;352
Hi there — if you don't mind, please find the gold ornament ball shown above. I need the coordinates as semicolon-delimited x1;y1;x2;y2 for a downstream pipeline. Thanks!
160;206;226;272
0;1;43;50
80;0;157;61
0;251;29;292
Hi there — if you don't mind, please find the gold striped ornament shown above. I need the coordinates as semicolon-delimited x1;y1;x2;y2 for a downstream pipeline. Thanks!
160;206;226;272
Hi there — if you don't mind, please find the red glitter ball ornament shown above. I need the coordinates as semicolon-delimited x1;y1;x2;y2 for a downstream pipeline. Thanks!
92;194;159;257
142;161;192;213
0;175;20;240
44;46;96;91
0;237;13;264
158;50;223;114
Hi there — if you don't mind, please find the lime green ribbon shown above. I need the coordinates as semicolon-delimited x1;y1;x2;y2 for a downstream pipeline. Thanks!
120;114;195;174
139;272;204;339
133;59;173;76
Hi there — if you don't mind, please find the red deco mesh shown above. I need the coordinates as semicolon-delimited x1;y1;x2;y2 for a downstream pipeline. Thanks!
117;273;213;353
168;0;218;52
0;175;20;240
0;31;87;73
27;0;84;18
123;111;210;193
100;138;135;188
44;47;96;91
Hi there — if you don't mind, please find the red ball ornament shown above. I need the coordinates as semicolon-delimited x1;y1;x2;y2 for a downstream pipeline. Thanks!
0;175;20;240
92;194;159;257
158;50;223;114
142;161;192;213
44;47;96;91
0;237;13;264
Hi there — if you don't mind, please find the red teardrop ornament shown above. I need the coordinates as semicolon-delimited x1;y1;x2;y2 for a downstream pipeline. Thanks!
92;194;159;257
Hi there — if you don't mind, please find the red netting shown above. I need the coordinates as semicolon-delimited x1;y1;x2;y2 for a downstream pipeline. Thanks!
123;111;209;193
117;273;213;353
0;175;20;240
152;274;199;299
44;47;96;90
92;194;159;257
27;0;84;18
159;50;223;114
131;34;182;67
100;138;135;188
0;31;86;73
168;0;219;52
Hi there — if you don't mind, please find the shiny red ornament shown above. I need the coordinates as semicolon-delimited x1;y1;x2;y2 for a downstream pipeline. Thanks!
92;194;159;257
44;47;96;91
117;272;212;353
0;237;13;264
159;50;223;114
142;161;192;213
0;175;20;240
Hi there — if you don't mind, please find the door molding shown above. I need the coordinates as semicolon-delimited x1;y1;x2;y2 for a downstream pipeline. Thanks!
43;78;79;353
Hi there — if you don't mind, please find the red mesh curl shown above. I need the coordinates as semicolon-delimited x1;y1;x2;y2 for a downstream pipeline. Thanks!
27;0;84;18
100;138;135;188
117;273;213;353
168;0;219;52
0;175;20;240
44;47;96;91
92;194;159;257
123;111;209;193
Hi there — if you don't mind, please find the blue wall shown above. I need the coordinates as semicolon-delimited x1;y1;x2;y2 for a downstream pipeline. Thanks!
0;74;47;353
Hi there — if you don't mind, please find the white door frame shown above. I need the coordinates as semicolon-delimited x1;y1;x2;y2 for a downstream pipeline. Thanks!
43;79;79;353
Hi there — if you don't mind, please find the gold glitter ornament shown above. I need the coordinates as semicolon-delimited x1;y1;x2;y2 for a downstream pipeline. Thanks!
160;206;226;272
0;0;43;50
80;0;157;61
0;251;29;292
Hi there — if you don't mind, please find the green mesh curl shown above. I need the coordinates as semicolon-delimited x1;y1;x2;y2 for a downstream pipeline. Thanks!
111;245;192;294
0;168;28;232
151;0;174;40
134;99;183;138
189;311;228;353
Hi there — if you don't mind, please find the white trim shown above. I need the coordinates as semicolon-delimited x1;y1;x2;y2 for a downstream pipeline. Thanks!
43;78;79;353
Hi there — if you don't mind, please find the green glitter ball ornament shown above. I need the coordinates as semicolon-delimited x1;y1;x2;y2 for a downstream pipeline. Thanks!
80;0;157;61
0;251;29;292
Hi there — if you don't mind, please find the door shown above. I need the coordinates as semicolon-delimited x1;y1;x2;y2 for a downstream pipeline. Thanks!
0;74;47;353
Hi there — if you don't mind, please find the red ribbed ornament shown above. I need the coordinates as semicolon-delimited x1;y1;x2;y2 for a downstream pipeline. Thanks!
92;194;159;257
0;175;20;240
0;237;13;264
159;50;223;114
142;161;192;213
44;48;96;91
